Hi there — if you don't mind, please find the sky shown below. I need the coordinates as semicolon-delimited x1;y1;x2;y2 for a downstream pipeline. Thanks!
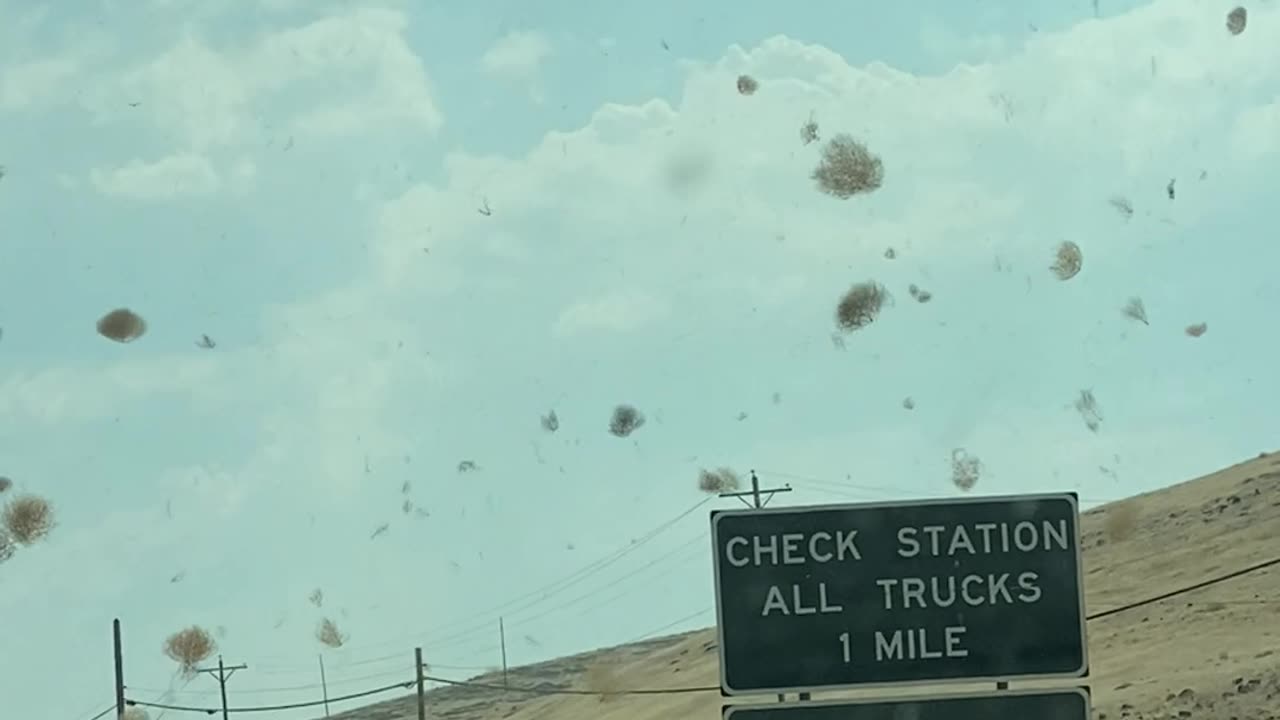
1;0;1278;718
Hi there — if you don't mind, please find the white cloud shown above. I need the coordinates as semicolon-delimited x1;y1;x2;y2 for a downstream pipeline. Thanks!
481;30;553;80
554;291;669;337
74;7;443;152
90;153;225;199
0;57;79;111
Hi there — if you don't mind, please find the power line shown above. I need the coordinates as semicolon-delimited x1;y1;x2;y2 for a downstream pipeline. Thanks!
83;705;116;720
126;680;413;714
127;549;1279;712
253;496;713;668
412;497;712;651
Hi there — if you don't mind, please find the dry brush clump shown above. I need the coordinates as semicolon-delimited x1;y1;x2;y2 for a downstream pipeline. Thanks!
1227;6;1248;35
1121;297;1149;325
1050;241;1083;280
950;449;982;492
0;530;15;564
698;468;741;494
582;662;623;702
736;74;759;95
96;308;147;343
1074;389;1103;433
316;617;348;648
835;282;888;332
1185;322;1208;338
163;626;217;675
2;493;55;544
1105;501;1140;542
308;588;324;607
812;134;884;199
608;405;645;437
540;410;560;432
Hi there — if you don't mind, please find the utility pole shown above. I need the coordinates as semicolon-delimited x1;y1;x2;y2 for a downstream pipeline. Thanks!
720;471;793;702
194;655;248;720
113;619;126;720
415;647;427;720
719;470;791;510
318;654;331;717
499;617;509;690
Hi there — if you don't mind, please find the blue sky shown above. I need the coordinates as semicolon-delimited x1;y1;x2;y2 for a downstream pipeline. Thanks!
1;0;1278;718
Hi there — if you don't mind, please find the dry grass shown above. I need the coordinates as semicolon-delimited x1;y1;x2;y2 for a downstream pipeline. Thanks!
950;449;982;491
0;476;11;493
698;468;741;494
834;282;888;332
1185;322;1208;338
812;134;884;199
1122;297;1149;325
1105;501;1140;542
1051;241;1083;280
1227;6;1247;35
736;75;759;95
2;493;55;544
122;707;150;720
582;662;623;702
608;405;646;437
1075;389;1103;433
540;410;560;432
309;588;323;608
316;617;348;648
163;626;217;675
96;308;147;343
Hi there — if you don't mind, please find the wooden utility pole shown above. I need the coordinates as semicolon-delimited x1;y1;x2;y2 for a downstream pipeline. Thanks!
113;619;126;720
720;471;793;702
415;647;427;720
318;654;331;717
719;470;791;510
194;655;248;720
499;617;510;690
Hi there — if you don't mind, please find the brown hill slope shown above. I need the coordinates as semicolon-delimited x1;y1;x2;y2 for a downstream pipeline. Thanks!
324;452;1280;720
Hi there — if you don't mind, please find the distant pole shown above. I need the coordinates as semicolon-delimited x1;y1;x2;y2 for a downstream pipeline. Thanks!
719;470;791;510
113;619;126;720
318;654;331;717
415;647;426;720
499;617;510;689
194;654;248;720
720;471;792;704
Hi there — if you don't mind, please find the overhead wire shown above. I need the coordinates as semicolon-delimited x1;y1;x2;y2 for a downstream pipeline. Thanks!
121;550;1280;711
254;495;714;668
422;530;710;655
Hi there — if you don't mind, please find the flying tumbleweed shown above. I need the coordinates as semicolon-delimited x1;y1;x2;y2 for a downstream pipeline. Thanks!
698;468;741;494
608;405;646;437
834;282;888;332
812;134;884;199
2;494;55;544
1050;241;1083;280
163;626;217;675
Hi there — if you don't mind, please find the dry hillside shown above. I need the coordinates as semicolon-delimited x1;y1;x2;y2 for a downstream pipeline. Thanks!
323;452;1280;720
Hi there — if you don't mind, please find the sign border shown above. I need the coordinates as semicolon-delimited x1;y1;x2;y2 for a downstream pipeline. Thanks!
711;491;1089;696
721;685;1092;720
